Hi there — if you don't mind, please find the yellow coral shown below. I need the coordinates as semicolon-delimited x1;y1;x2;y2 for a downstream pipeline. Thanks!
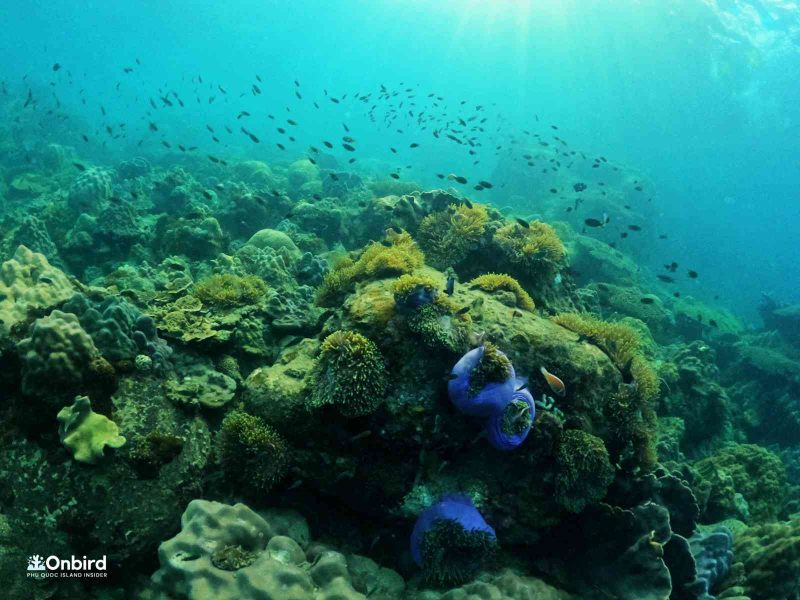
468;273;535;311
553;312;659;472
417;203;488;268
316;233;424;306
552;312;659;404
494;220;565;276
193;274;267;307
392;274;439;304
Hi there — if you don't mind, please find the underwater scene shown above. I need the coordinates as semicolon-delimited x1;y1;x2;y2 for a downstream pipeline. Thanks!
1;1;800;598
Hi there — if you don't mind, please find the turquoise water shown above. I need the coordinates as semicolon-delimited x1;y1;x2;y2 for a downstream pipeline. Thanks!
2;0;798;319
2;2;800;599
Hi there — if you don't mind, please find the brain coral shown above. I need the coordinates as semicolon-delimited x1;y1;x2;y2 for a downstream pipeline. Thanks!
150;499;388;599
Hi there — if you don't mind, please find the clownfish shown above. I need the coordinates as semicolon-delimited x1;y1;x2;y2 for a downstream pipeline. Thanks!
540;366;566;397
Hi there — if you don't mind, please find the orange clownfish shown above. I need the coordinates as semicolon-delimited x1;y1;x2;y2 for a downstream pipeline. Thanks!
540;366;566;397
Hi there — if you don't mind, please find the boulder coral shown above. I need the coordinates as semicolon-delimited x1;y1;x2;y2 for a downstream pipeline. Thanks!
0;245;74;335
18;309;103;399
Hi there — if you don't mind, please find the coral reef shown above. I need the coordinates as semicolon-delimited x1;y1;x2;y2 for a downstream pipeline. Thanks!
0;115;788;600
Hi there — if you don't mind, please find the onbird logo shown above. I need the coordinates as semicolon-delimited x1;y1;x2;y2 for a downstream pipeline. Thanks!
27;555;45;571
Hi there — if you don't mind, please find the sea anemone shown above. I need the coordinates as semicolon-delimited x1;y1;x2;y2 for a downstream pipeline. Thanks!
310;330;388;417
448;343;515;418
410;493;497;585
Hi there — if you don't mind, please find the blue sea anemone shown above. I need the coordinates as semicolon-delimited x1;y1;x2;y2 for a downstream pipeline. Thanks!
485;387;535;451
410;493;497;584
448;344;516;418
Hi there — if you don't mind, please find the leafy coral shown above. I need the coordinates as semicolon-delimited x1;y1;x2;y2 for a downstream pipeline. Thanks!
57;395;126;464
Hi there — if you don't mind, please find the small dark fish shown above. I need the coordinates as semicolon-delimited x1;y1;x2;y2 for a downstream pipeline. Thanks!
329;173;339;181
515;218;529;229
52;63;61;71
688;270;699;279
323;140;333;148
342;143;355;152
390;147;397;153
657;275;674;283
389;173;400;179
665;262;679;272
436;173;445;179
276;143;285;150
549;188;558;194
455;306;470;316
236;111;250;119
207;155;220;163
478;180;493;189
573;182;587;192
81;134;89;142
620;232;628;239
73;162;87;171
640;297;655;304
161;140;171;148
628;225;642;231
448;174;467;184
673;292;681;298
709;319;718;327
659;234;668;239
409;143;419;148
148;121;158;132
584;218;604;228
463;199;473;209
202;190;213;200
635;185;643;191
